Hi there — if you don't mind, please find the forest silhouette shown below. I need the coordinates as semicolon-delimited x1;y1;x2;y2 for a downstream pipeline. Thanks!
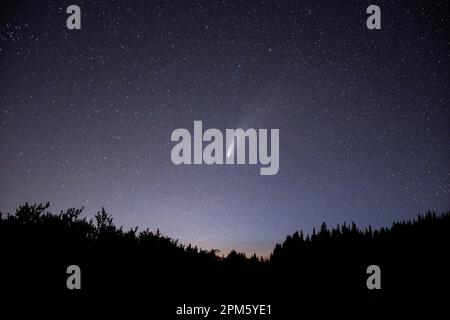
0;203;449;300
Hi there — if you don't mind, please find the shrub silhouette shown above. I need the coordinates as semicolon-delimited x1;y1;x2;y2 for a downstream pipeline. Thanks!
0;203;449;300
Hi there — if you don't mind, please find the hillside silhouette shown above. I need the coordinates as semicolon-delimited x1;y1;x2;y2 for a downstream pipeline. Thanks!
0;203;449;300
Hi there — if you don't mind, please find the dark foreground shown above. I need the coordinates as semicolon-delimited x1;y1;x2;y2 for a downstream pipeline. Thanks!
1;203;449;306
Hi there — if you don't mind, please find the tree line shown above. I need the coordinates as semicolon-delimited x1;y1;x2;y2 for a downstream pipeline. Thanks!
0;203;449;299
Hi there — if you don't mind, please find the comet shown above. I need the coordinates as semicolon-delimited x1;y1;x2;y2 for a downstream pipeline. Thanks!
170;121;280;175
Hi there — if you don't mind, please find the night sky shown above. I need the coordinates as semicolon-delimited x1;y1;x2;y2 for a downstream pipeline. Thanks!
1;0;449;256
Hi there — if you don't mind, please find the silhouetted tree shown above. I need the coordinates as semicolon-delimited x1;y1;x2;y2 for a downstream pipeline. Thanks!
0;203;449;300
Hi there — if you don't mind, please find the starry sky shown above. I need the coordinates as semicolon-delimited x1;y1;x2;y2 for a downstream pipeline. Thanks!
1;0;449;257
